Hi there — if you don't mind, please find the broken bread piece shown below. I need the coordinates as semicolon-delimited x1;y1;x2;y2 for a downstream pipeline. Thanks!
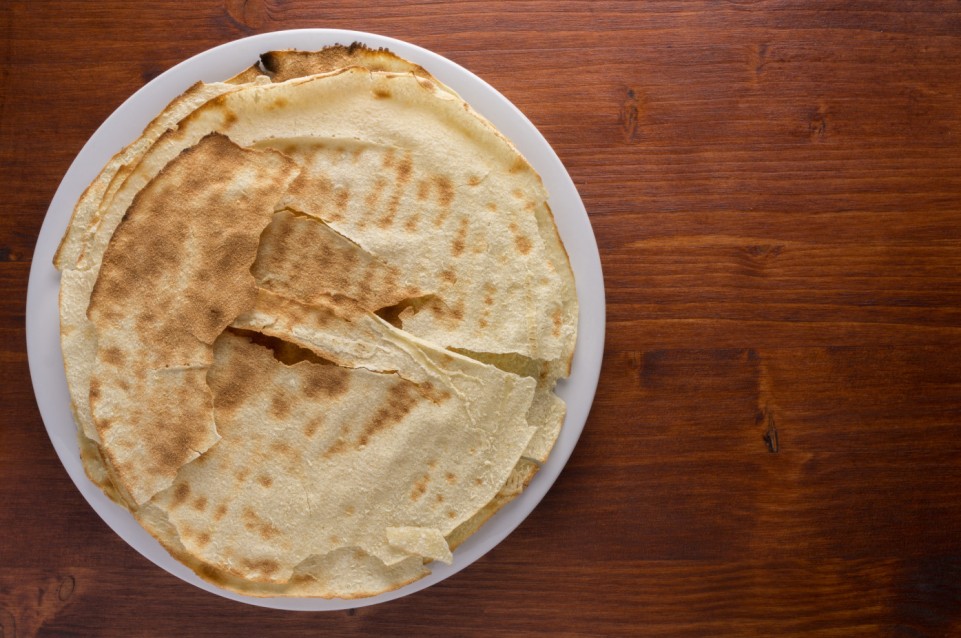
87;133;298;506
136;329;533;596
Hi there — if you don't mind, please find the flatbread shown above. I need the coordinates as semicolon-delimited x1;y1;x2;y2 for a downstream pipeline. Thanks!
240;73;577;365
136;328;534;595
56;45;578;598
58;72;273;491
87;133;298;505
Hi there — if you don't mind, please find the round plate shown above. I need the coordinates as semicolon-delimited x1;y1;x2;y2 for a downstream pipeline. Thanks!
25;29;605;610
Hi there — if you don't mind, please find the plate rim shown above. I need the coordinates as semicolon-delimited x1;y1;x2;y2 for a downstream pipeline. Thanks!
25;28;605;611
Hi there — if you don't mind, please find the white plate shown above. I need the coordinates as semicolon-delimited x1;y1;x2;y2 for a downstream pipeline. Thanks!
25;29;605;611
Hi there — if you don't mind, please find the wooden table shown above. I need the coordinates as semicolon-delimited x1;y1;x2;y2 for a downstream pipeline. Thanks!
3;2;961;635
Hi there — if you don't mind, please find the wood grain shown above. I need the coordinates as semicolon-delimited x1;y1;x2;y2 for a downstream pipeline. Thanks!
3;1;961;635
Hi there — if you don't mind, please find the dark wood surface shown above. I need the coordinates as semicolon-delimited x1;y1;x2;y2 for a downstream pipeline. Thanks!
3;2;961;636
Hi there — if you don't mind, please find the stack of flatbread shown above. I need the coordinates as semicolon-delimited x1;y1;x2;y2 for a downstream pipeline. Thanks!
55;44;577;598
